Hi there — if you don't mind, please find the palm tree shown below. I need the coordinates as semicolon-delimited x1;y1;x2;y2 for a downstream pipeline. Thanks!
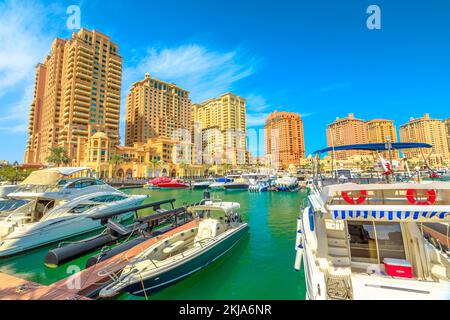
109;154;123;178
46;147;70;167
221;163;232;175
148;158;160;178
203;163;212;177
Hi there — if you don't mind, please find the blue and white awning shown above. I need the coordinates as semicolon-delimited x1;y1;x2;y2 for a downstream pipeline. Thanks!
327;205;450;222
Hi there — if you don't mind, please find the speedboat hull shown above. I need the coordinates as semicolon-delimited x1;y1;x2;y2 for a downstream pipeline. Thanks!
192;181;213;190
0;196;145;258
158;183;190;189
224;184;249;190
209;182;225;190
122;224;249;296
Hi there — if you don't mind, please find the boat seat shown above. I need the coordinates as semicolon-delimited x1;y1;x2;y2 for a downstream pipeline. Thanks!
329;255;351;266
328;237;347;247
0;221;16;238
162;240;185;254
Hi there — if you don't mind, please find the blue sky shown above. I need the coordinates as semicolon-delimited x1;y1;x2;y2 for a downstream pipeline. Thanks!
0;0;449;162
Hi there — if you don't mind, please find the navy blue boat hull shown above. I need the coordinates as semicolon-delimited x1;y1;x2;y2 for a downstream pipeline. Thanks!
125;225;249;296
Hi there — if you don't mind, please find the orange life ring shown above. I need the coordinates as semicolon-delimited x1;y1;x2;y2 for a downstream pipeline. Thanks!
406;189;436;205
341;190;367;204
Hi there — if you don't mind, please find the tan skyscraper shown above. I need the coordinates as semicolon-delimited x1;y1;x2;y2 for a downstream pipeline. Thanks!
24;29;122;165
125;73;191;146
265;111;305;169
399;114;449;165
193;92;246;165
366;119;399;159
326;113;368;160
445;118;450;154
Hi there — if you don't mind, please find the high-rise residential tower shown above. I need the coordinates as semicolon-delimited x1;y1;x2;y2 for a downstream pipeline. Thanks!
193;92;247;165
24;28;122;165
265;111;305;169
445;118;450;154
366;119;399;159
326;113;368;160
399;114;449;165
125;73;191;146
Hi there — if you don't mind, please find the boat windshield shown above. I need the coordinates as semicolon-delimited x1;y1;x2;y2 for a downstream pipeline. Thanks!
190;208;226;220
0;199;28;213
41;194;127;220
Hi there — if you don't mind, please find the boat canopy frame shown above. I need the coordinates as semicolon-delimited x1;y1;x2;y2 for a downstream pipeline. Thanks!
310;142;434;185
312;142;432;155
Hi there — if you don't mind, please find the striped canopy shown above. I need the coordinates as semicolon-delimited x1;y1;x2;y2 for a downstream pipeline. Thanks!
330;208;449;222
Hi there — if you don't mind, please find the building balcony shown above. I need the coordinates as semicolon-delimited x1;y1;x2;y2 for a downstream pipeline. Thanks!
74;94;91;103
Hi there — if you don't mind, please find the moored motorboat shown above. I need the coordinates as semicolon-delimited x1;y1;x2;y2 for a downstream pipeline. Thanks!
99;200;249;297
158;179;190;189
1;167;111;218
192;180;214;190
274;175;298;191
0;190;147;258
209;181;225;190
248;181;269;192
145;176;171;189
295;143;450;300
224;178;250;191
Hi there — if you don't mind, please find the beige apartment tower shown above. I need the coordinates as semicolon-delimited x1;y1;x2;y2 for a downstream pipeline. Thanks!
445;118;450;154
399;114;449;166
326;113;368;160
265;111;305;169
24;28;122;165
193;92;246;165
125;73;191;146
366;119;399;159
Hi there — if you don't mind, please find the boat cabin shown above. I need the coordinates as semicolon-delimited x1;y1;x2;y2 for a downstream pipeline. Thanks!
303;182;450;299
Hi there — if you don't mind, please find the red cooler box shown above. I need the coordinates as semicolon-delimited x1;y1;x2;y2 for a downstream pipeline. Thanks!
383;258;413;278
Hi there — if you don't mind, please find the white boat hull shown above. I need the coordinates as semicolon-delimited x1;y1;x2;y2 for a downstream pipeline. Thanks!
0;197;144;258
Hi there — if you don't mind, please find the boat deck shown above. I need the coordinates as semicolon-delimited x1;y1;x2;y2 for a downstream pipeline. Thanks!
0;220;199;300
0;273;91;300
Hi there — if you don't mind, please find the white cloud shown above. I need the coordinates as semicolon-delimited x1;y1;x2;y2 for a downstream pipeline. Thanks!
119;44;260;143
246;93;271;112
246;113;270;127
0;0;58;133
123;44;259;103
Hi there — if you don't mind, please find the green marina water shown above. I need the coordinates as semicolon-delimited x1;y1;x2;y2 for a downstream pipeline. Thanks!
0;189;306;300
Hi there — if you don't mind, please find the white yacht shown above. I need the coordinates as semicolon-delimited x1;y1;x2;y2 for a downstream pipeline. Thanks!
0;167;147;257
0;167;118;219
99;200;249;297
295;143;450;300
274;175;298;191
0;190;146;258
0;184;25;213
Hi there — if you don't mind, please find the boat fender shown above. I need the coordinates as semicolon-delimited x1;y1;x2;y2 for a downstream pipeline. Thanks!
294;245;303;271
406;189;436;205
341;190;367;204
45;234;117;268
86;236;148;268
